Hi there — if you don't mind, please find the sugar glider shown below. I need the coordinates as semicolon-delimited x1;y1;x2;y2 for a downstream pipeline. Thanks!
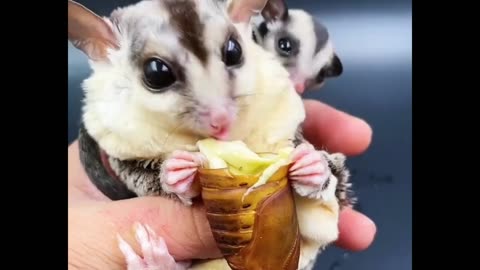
68;0;354;269
249;0;344;94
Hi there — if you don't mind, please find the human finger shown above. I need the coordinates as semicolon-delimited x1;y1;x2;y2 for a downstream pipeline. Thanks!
335;208;377;251
302;99;372;156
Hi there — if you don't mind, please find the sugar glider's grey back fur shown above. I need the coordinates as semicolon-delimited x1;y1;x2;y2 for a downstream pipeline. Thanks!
78;124;137;200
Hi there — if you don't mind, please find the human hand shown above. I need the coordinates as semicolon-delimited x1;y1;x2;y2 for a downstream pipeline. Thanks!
68;99;375;269
68;142;221;269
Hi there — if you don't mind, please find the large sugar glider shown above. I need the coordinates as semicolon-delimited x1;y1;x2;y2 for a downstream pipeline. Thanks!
249;0;344;94
68;0;354;269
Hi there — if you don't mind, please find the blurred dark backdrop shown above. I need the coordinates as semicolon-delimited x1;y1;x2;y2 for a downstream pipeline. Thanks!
68;0;412;269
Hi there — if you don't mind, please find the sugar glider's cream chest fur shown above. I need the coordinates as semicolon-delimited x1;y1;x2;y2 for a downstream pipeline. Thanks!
68;0;355;269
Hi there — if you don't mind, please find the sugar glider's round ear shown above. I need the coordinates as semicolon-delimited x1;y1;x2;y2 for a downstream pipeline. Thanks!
261;0;289;22
68;0;119;61
227;0;269;24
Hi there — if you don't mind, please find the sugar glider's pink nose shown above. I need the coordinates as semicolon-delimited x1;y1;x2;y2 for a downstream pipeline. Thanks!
295;83;306;94
209;109;231;139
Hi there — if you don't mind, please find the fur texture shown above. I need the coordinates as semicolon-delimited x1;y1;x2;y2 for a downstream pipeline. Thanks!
69;0;355;269
250;0;343;92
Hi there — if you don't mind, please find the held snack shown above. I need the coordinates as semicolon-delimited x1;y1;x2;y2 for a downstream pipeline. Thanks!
196;139;301;270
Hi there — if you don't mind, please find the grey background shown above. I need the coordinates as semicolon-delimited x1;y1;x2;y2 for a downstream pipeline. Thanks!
68;0;412;269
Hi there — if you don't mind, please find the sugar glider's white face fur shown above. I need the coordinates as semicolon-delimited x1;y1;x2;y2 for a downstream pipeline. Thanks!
75;0;262;159
251;0;343;94
71;0;305;160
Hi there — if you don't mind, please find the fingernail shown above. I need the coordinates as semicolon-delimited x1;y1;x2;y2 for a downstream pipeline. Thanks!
361;215;376;230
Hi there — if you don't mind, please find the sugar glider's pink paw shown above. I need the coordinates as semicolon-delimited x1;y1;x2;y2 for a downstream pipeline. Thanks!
289;143;331;198
161;151;206;205
117;223;191;270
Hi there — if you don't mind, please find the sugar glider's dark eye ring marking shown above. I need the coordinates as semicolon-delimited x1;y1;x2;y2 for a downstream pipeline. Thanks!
222;36;243;68
143;58;177;92
275;34;299;57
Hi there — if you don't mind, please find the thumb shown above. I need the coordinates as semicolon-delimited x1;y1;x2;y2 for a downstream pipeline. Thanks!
69;196;221;268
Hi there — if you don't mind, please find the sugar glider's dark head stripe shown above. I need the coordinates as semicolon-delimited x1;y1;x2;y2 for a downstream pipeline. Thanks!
163;0;208;65
313;18;329;54
258;21;269;38
130;30;147;64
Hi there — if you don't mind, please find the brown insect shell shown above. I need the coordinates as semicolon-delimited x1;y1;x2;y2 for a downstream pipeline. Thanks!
198;158;301;270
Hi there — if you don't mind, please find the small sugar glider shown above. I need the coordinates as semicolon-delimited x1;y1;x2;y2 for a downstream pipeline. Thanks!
249;0;343;94
68;0;354;269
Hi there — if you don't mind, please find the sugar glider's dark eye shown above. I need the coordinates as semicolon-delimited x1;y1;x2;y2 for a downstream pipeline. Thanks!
277;37;293;56
223;37;243;67
276;35;299;57
143;58;176;91
278;38;292;53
